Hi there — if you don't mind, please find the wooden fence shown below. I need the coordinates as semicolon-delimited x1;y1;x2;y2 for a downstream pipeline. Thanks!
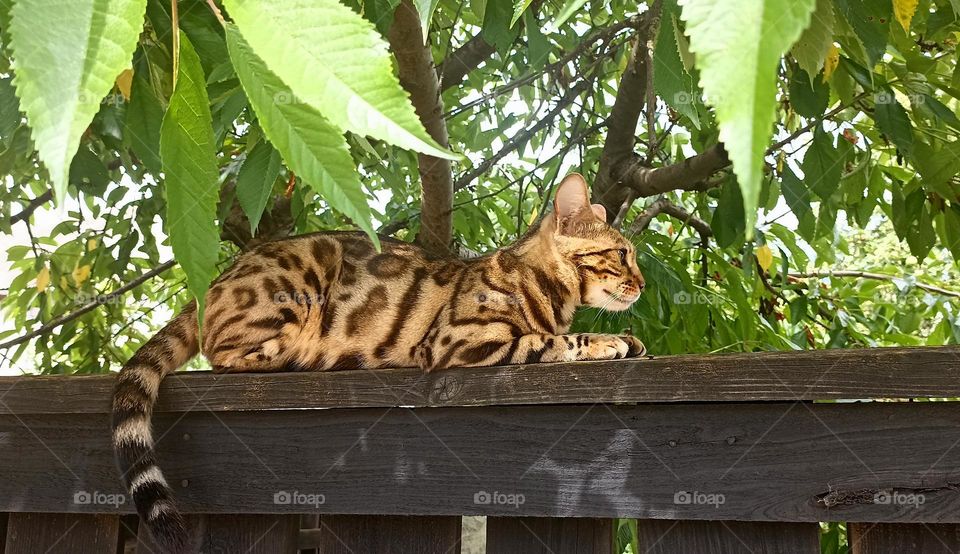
0;346;959;553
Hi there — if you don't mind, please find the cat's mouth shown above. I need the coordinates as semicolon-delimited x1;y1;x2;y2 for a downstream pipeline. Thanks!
605;290;640;309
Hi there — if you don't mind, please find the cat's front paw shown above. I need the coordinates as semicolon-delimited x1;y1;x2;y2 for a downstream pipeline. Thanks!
619;335;646;357
580;334;633;360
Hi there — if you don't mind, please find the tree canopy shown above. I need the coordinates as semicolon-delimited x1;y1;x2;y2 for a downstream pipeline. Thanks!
1;0;959;377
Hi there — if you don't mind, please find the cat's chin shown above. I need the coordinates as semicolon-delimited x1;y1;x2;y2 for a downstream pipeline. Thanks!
585;292;639;311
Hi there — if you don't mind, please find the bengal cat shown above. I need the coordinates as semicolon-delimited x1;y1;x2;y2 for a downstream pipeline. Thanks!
111;173;647;552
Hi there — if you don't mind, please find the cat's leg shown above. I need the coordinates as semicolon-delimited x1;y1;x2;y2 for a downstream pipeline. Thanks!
422;332;645;371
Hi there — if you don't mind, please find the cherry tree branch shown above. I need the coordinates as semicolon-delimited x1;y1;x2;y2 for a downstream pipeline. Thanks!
389;0;454;256
789;271;960;298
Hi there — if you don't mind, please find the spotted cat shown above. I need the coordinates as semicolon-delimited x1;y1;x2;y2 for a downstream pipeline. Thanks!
111;173;647;552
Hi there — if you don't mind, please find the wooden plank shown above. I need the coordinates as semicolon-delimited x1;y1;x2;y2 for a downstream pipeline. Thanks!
318;515;460;554
849;522;960;553
637;520;820;553
2;347;958;414
4;513;119;554
135;514;299;553
2;402;960;522
486;517;612;554
0;513;7;554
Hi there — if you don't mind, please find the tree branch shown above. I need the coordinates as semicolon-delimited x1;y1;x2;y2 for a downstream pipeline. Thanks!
593;6;656;219
0;260;177;351
389;0;453;256
439;34;496;92
629;197;713;239
789;271;960;299
453;80;590;192
10;190;54;224
620;143;730;196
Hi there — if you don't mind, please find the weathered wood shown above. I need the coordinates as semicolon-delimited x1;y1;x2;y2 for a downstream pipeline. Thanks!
135;514;299;553
486;517;612;553
317;515;461;554
637;520;820;553
2;347;958;414
299;514;319;554
0;513;7;554
4;513;119;554
849;522;960;553
3;402;960;522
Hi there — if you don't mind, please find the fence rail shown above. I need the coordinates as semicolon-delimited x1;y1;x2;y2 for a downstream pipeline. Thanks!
1;346;958;553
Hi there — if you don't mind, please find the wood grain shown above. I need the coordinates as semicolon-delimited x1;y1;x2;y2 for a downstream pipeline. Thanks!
317;515;461;554
4;513;119;554
849;522;960;553
1;346;957;414
135;514;299;553
2;402;960;522
486;517;612;554
637;520;820;553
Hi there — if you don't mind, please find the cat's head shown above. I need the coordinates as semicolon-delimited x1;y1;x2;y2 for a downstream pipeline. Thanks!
546;173;646;311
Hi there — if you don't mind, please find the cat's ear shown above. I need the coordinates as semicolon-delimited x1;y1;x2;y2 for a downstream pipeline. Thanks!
590;203;606;221
553;173;593;220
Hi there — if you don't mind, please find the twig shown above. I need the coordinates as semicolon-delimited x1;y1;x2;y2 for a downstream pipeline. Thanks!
0;260;177;350
789;271;960;298
10;190;53;224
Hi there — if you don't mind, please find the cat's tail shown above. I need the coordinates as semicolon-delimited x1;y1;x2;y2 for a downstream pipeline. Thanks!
111;303;199;553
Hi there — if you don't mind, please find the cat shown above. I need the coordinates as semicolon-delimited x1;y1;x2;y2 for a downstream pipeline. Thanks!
111;173;647;552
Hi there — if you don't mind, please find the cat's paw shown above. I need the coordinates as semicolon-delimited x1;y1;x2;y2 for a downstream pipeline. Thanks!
581;334;633;360
619;335;646;357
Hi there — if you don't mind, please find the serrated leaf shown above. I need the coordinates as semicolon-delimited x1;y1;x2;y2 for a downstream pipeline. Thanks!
788;63;829;117
236;139;282;235
874;87;914;156
160;33;221;321
893;0;918;31
483;0;520;53
655;2;700;128
834;0;891;68
8;0;147;204
224;0;457;161
791;0;835;82
802;127;841;199
0;76;21;146
225;25;380;249
912;139;960;198
678;0;816;237
125;65;164;173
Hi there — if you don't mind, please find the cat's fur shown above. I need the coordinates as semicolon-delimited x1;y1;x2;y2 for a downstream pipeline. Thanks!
111;174;646;552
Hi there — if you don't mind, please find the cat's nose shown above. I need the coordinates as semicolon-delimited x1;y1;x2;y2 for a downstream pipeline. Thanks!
636;277;645;292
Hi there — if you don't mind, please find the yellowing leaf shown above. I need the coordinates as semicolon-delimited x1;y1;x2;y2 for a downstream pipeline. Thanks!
823;44;840;80
36;266;50;292
116;68;133;100
72;264;91;285
893;0;918;32
756;244;774;271
59;276;69;289
87;238;98;251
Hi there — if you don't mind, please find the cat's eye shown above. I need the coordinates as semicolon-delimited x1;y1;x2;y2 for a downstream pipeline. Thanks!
618;249;628;264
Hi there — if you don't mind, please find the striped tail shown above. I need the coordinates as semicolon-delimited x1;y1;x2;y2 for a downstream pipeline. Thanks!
111;303;199;553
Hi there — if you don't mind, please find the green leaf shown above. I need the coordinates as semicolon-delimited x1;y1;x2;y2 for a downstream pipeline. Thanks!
921;93;960;132
553;0;588;27
225;24;380;249
0;76;21;147
678;0;817;236
125;65;164;174
802;128;841;199
873;87;914;156
912;139;960;198
834;0;891;68
224;0;457;161
363;0;401;35
790;0;836;82
8;0;147;203
160;33;221;321
938;204;960;260
781;167;816;240
483;0;521;53
655;1;700;128
415;0;440;38
788;63;829;117
525;10;550;68
236;139;282;235
511;0;533;27
711;179;746;248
